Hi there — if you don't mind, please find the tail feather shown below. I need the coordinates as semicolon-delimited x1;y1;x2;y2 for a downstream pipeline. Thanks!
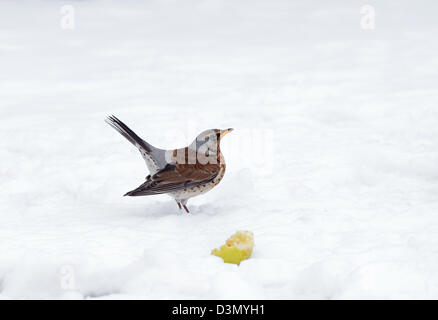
105;115;152;153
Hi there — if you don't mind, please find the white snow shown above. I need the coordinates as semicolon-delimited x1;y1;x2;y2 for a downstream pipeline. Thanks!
1;0;438;299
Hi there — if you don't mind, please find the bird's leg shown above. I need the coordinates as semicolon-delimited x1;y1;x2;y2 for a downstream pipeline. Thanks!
180;199;190;213
176;201;182;210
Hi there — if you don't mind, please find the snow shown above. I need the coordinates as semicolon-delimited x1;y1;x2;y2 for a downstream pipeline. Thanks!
1;0;438;299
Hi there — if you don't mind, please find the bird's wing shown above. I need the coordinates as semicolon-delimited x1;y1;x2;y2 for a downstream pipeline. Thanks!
124;163;220;196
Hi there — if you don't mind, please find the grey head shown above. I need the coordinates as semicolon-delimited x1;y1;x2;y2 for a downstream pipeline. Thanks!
190;128;233;152
179;128;232;164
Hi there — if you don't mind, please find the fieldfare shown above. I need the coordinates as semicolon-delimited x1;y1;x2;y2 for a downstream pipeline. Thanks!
105;115;233;213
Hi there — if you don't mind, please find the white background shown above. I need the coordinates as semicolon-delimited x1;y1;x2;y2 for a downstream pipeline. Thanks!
1;0;438;299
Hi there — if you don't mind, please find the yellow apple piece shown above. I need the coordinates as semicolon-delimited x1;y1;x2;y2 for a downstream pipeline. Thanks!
211;231;254;265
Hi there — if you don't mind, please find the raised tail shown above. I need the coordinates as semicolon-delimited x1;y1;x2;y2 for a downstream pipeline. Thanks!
105;115;168;175
105;115;153;153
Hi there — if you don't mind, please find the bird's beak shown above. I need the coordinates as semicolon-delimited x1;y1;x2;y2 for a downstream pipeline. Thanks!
220;128;234;138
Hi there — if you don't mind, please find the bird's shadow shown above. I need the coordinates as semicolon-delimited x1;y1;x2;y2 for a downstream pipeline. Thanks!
127;201;178;219
190;203;220;217
127;201;220;219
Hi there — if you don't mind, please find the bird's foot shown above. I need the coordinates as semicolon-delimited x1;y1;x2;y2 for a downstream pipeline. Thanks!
183;205;190;214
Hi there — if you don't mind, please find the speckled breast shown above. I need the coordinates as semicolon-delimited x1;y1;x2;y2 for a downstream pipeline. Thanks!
171;164;226;201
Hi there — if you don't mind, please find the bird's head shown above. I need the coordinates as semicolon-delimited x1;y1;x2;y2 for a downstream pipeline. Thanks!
190;128;233;161
194;128;233;148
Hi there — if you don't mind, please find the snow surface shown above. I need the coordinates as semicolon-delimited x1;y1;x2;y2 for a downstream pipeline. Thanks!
1;0;438;299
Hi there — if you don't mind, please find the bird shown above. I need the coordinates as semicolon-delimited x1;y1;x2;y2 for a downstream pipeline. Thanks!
105;115;233;213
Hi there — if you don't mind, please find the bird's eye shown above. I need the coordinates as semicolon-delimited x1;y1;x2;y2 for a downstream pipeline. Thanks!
204;136;209;142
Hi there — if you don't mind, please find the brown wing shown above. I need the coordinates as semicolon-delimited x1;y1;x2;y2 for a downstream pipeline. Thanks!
124;161;220;197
